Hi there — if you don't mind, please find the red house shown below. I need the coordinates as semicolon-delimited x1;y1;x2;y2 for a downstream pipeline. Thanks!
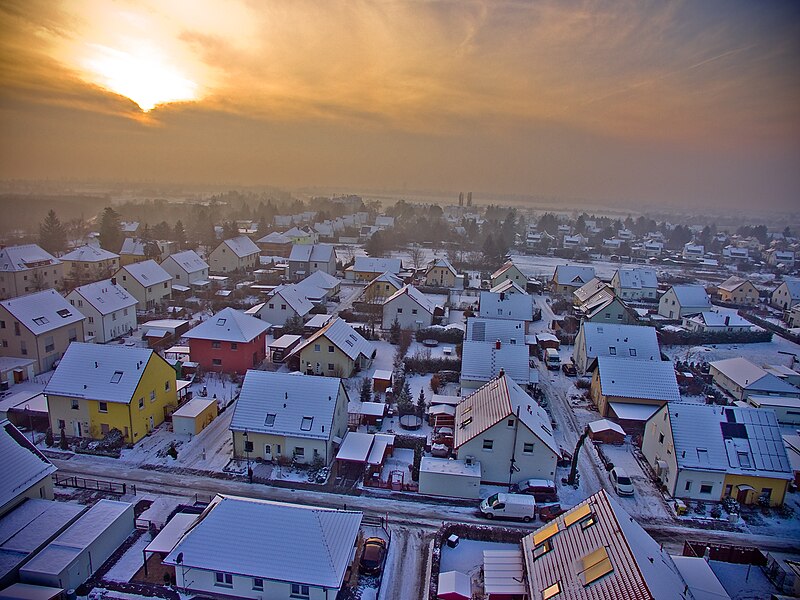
184;307;271;374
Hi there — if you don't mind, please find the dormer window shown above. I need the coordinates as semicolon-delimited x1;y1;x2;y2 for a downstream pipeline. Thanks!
300;417;313;431
265;413;276;426
57;309;72;318
110;371;123;384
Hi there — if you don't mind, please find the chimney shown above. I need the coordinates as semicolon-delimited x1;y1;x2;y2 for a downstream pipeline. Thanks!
498;368;505;377
500;292;505;301
111;277;116;285
496;340;501;350
725;315;730;326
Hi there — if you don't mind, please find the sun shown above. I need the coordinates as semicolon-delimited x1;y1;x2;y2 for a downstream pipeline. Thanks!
84;44;198;112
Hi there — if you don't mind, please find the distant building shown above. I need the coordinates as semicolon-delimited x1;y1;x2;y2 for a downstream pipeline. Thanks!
345;257;402;281
209;236;260;273
0;244;63;300
490;261;526;289
550;265;596;295
61;245;120;284
362;272;405;304
573;322;661;374
771;279;800;310
160;250;210;288
290;318;375;378
682;311;752;333
247;285;313;327
424;258;458;288
611;267;658;301
113;260;172;311
717;276;758;305
287;244;336;281
381;285;438;330
256;231;293;257
658;284;711;319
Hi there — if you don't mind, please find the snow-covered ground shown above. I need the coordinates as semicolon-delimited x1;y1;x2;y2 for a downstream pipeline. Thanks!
708;559;780;599
439;539;520;591
103;533;150;583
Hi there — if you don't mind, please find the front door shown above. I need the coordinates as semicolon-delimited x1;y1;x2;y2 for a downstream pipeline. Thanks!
149;415;154;431
72;420;81;437
264;444;272;461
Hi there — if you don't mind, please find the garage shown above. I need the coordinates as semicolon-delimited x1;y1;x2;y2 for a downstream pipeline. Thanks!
418;457;481;499
171;397;218;437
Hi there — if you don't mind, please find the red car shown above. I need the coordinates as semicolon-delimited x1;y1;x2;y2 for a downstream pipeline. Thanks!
538;504;567;522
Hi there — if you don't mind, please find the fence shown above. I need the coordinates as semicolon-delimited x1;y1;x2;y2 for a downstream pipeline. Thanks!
682;540;766;565
741;310;800;344
52;473;134;495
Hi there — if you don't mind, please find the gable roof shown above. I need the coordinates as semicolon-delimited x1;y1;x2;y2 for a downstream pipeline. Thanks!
294;318;375;361
367;271;404;290
221;236;259;258
775;278;800;299
573;278;611;304
553;265;596;286
668;285;711;308
466;317;526;344
70;280;137;315
616;267;658;290
596;356;680;402
61;245;118;262
289;244;335;263
427;258;457;277
489;279;526;294
231;371;344;439
384;285;437;314
301;270;340;291
579;323;661;362
119;238;146;256
718;275;753;293
664;404;792;479
490;261;522;280
478;291;533;320
0;289;85;335
184;307;270;343
0;245;60;272
461;340;533;386
353;256;402;274
710;357;799;394
686;311;752;328
583;295;637;321
44;342;156;403
0;420;56;510
164;250;208;274
522;490;689;600
256;232;292;244
454;374;556;452
120;259;171;286
164;495;362;589
270;285;314;316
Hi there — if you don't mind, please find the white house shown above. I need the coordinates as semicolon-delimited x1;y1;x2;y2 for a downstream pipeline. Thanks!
454;374;557;485
460;339;535;392
465;317;527;346
767;249;795;268
287;244;336;281
771;279;800;310
247;285;313;326
230;371;349;465
643;240;663;256
573;322;661;374
682;243;705;259
160;250;210;287
563;234;588;249
0;419;56;516
657;284;711;319
209;236;260;274
709;357;800;401
381;285;438;330
478;290;533;321
163;495;362;600
611;267;658;301
682;311;753;333
66;279;137;343
114;260;172;311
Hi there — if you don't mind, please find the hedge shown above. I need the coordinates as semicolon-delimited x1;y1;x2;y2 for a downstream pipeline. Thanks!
658;329;772;346
414;327;464;344
403;356;462;374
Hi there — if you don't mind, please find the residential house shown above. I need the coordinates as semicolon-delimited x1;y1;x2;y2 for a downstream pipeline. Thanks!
66;279;137;343
490;261;526;289
573;322;661;374
231;371;349;465
578;294;639;325
453;374;557;485
526;231;554;248
114;260;172;311
291;318;375;377
642;404;792;506
362;272;404;304
283;226;318;245
119;238;176;266
550;265;596;294
0;244;63;300
163;495;362;600
120;221;139;235
590;356;680;427
478;290;533;321
460;339;535;392
465;317;527;346
184;307;270;374
643;240;664;256
602;238;622;251
345;257;402;281
682;311;753;333
657;284;712;319
160;250;210;288
292;270;341;301
717;276;758;305
0;290;85;374
766;249;795;268
381;285;438;330
247;285;313;326
788;304;800;328
209;236;260;274
424;258;458;288
521;491;726;600
709;357;800;402
611;267;658;301
563;234;588;249
0;419;56;516
255;232;293;257
722;245;750;263
287;244;336;281
60;245;120;285
771;279;800;310
572;278;611;306
682;243;705;259
375;215;394;230
489;279;526;295
45;343;177;444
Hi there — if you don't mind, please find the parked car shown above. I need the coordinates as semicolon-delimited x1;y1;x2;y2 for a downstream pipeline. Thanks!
561;362;577;377
509;478;558;502
545;348;561;370
479;493;535;522
609;466;635;496
359;537;387;574
538;504;567;522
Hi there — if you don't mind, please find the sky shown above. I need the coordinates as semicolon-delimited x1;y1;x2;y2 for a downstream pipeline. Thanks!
0;0;798;210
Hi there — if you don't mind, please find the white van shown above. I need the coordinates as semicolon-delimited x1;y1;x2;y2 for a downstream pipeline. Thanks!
545;348;561;370
479;493;536;522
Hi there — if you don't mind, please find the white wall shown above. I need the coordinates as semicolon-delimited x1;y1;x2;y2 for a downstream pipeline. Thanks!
175;567;336;600
418;468;481;499
255;294;301;326
381;293;433;330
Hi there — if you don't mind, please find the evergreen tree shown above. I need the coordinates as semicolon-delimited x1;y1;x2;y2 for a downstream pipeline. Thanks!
283;314;305;335
173;220;187;248
416;388;426;417
59;427;68;450
257;216;269;238
152;221;172;240
38;210;67;255
389;318;401;344
99;207;123;252
360;377;372;403
222;221;239;239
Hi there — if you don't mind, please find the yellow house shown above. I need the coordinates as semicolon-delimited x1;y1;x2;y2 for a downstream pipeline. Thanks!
45;342;177;444
291;317;375;378
362;272;404;304
424;258;458;288
717;276;759;305
345;257;402;282
490;261;526;289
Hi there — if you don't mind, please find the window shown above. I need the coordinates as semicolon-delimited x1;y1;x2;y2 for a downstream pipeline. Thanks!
212;358;222;366
165;381;170;391
699;483;713;494
616;314;623;320
57;308;72;318
281;304;287;310
658;433;664;444
138;398;144;409
533;539;553;560
314;344;321;352
412;309;418;315
216;318;227;326
110;371;123;384
580;514;597;530
397;308;403;314
214;572;233;587
231;342;238;350
19;340;26;355
608;346;616;355
71;399;79;410
294;447;305;457
211;341;221;349
482;439;493;451
629;348;637;357
99;402;108;413
291;584;310;599
523;442;534;454
150;390;156;402
44;336;55;353
300;417;313;431
68;328;77;342
88;316;94;323
0;320;4;328
268;303;274;309
737;451;751;468
101;423;110;435
328;363;334;371
58;419;65;429
507;418;515;428
33;316;49;326
265;413;276;426
253;578;264;591
14;322;20;336
542;581;561;599
685;480;692;492
328;345;335;353
581;546;613;585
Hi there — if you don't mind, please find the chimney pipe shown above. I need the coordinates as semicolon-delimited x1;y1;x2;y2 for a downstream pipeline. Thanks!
496;340;501;350
725;315;730;326
111;277;116;285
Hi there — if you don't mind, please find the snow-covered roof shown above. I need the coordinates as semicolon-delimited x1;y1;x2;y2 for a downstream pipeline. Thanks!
70;279;137;315
489;279;526;294
552;264;596;286
420;456;481;477
672;556;730;600
669;284;711;308
490;261;522;280
427;257;457;277
186;308;269;343
256;232;292;244
0;420;56;510
120;259;171;286
165;250;208;274
775;278;800;300
438;571;471;600
288;243;334;263
685;311;752;329
294;318;375;362
220;235;259;258
45;343;158;403
664;404;792;479
710;357;800;394
588;419;625;435
172;397;216;419
301;270;340;291
461;339;532;386
0;245;59;272
454;374;556;453
367;271;404;289
352;256;402;274
119;238;146;256
304;313;334;329
144;512;197;555
596;356;680;402
615;267;658;290
231;371;344;439
336;431;374;462
269;334;302;349
1;289;84;335
60;245;118;262
478;291;533;320
579;323;661;363
608;402;661;421
717;275;753;293
466;317;526;344
573;278;611;304
384;285;438;314
166;495;361;589
269;285;315;316
522;490;690;600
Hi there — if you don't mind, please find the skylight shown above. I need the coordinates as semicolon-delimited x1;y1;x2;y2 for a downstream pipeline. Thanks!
300;417;313;431
216;318;227;326
56;309;72;318
110;371;123;384
32;316;49;326
581;546;613;586
265;413;276;426
533;521;559;546
564;503;591;528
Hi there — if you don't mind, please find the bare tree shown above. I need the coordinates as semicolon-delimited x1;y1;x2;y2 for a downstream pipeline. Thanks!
408;245;426;273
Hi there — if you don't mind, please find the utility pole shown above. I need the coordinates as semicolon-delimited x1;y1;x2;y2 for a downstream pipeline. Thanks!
508;406;521;490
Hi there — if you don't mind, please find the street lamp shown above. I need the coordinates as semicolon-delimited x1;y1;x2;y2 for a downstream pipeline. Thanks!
243;430;253;483
25;405;34;445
